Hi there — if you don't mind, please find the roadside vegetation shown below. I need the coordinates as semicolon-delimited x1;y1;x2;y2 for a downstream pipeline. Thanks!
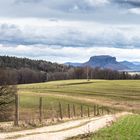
68;114;140;140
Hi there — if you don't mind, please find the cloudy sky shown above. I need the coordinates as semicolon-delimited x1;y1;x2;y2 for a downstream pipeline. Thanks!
0;0;140;63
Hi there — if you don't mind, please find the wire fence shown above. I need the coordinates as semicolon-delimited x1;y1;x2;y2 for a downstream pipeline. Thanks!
13;94;120;126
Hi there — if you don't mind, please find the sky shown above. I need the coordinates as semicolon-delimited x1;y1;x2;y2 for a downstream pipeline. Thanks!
0;0;140;63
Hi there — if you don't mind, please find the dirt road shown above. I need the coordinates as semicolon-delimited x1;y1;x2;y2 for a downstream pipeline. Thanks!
0;112;129;140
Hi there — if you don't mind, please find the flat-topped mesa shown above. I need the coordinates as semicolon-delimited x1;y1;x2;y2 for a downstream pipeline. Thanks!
83;55;128;70
89;55;117;65
85;55;117;68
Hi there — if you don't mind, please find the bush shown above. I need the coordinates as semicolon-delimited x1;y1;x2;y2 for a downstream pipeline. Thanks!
0;85;17;121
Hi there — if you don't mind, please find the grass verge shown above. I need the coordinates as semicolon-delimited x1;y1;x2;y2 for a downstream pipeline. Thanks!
67;114;140;140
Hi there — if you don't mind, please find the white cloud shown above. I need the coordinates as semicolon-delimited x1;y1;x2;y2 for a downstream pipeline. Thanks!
128;8;140;15
0;19;140;48
0;44;140;63
85;0;110;7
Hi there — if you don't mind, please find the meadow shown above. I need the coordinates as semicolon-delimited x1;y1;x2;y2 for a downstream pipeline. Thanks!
18;79;140;115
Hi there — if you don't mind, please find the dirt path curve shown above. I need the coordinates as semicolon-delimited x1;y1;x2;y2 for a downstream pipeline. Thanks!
0;112;130;140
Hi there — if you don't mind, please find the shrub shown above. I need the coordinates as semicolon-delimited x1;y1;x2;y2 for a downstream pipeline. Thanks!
0;85;17;121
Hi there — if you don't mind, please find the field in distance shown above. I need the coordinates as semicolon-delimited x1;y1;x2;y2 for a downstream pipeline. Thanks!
18;80;140;114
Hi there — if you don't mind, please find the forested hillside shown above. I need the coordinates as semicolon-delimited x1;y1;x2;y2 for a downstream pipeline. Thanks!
0;56;69;72
0;56;71;84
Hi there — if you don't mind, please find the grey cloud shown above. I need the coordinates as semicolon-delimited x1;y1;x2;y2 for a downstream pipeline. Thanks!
0;24;24;44
114;0;140;7
0;0;140;24
15;0;140;12
0;23;140;49
1;44;140;63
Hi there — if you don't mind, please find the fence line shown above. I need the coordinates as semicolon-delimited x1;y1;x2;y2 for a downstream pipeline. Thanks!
14;95;118;125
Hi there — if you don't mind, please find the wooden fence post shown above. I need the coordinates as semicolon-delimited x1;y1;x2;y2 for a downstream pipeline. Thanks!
94;105;96;116
81;105;83;117
107;108;110;114
59;102;63;120
101;106;104;115
14;94;19;126
39;97;43;123
73;104;76;117
68;104;70;118
97;105;100;116
88;106;90;117
51;104;54;122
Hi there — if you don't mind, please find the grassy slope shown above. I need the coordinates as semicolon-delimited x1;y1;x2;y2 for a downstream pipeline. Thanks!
19;80;140;101
68;114;140;140
18;80;140;113
19;95;89;119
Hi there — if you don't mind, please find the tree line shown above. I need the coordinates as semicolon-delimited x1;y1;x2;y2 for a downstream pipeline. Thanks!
0;56;140;85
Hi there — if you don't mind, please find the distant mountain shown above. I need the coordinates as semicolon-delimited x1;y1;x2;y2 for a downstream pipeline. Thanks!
120;61;140;71
65;55;140;71
83;55;128;70
133;62;140;66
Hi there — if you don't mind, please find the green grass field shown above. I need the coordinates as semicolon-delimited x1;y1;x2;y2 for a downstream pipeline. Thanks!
19;95;92;120
18;80;140;114
1;80;140;135
68;114;140;140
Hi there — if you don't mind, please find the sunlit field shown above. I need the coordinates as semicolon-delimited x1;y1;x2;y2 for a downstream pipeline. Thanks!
18;80;140;114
